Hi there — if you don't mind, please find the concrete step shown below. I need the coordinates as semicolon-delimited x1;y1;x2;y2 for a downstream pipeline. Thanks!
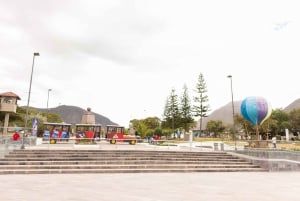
0;167;267;174
3;156;243;161
6;151;231;156
0;149;267;174
11;149;224;153
0;164;261;169
9;151;231;157
0;160;252;165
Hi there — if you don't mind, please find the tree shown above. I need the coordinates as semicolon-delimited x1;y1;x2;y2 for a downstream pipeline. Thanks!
206;120;225;137
143;117;161;129
46;113;64;123
162;88;181;130
193;73;210;136
130;119;140;130
235;114;255;139
180;84;194;131
259;118;277;140
136;121;148;138
130;117;162;138
259;109;290;137
289;109;300;133
162;97;171;129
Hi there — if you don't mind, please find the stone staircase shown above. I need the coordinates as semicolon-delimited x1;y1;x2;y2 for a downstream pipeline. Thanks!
0;149;267;174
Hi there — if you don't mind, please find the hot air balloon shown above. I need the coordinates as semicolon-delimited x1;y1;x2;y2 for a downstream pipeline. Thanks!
240;96;272;140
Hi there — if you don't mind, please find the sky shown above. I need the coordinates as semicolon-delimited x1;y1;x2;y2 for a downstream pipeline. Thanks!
1;0;300;127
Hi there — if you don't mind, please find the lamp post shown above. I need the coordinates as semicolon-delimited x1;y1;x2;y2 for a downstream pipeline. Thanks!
227;75;237;150
46;89;52;122
22;52;40;149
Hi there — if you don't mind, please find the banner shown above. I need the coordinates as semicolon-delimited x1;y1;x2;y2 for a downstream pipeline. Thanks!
32;117;39;136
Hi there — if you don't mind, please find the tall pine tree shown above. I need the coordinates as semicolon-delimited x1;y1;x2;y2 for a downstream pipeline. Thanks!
193;73;210;136
162;88;180;130
180;84;194;131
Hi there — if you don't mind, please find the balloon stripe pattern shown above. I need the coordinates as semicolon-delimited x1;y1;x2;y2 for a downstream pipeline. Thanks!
240;96;272;126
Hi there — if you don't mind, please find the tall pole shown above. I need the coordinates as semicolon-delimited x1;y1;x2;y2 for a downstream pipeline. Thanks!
46;89;52;122
22;52;40;149
227;75;236;150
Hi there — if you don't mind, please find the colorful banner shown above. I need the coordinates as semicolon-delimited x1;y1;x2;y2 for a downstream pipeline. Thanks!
32;117;39;136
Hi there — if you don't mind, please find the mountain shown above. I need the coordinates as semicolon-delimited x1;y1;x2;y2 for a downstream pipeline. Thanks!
36;105;117;126
201;101;242;129
200;98;300;129
283;98;300;113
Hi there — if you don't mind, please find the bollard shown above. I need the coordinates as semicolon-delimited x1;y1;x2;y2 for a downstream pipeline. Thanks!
220;143;224;151
214;143;219;151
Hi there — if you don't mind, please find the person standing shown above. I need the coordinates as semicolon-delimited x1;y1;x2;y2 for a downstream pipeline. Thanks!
12;131;20;141
272;136;277;149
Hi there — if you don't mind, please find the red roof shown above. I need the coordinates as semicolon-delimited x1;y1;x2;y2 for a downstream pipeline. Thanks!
0;92;21;100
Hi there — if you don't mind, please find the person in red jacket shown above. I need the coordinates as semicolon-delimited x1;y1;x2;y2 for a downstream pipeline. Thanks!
12;132;20;141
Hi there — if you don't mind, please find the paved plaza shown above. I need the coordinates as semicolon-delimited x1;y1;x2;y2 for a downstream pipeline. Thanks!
1;172;300;201
1;142;300;201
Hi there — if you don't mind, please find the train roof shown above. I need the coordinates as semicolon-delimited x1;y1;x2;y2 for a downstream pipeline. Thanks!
106;125;124;128
75;123;102;126
43;122;72;126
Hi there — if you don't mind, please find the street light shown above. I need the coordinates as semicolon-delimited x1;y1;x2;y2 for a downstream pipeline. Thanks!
22;52;40;149
227;75;237;150
46;89;52;121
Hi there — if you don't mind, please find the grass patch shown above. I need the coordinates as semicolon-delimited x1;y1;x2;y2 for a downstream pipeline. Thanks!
276;143;300;151
75;139;96;145
157;143;177;146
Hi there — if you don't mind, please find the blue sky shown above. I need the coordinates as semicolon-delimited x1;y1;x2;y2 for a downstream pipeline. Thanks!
1;0;299;126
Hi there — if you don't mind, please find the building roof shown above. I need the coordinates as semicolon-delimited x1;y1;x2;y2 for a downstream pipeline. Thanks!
0;92;21;100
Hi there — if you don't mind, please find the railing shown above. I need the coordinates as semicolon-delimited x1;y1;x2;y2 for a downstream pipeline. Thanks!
230;142;300;171
237;148;300;161
0;136;37;146
2;135;300;154
0;136;37;158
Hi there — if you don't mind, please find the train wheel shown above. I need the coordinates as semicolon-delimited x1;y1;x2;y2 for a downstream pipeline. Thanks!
50;139;56;144
110;139;116;144
130;140;136;145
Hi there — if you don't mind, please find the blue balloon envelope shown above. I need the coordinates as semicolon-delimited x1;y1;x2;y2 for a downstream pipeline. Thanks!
240;96;272;126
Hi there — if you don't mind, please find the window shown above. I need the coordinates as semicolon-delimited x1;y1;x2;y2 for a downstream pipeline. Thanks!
4;98;13;104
